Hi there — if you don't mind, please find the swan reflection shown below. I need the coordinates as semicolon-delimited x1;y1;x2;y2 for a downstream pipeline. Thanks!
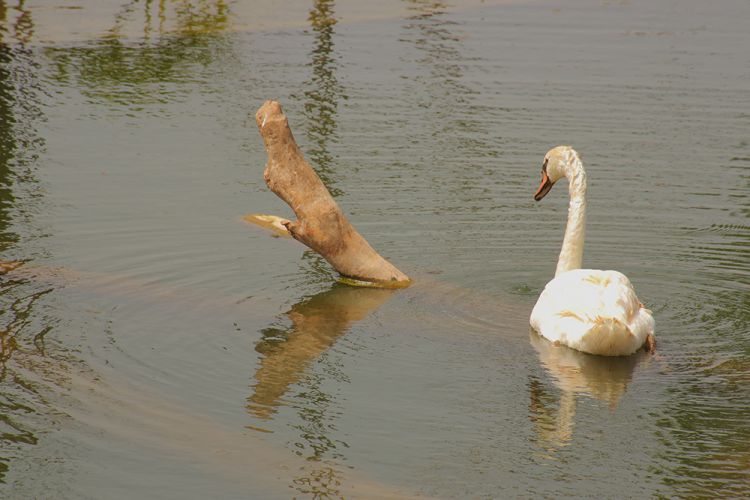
529;330;647;450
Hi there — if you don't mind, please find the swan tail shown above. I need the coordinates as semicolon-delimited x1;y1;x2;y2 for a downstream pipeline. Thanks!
579;317;641;356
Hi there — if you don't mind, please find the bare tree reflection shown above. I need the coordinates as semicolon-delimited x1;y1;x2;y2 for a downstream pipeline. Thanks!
248;284;395;497
0;1;33;45
108;0;229;39
528;330;646;451
295;0;346;197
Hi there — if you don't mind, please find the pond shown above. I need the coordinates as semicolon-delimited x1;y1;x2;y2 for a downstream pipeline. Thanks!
0;0;748;498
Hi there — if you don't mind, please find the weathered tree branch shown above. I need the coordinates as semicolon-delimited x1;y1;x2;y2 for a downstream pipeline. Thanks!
253;100;410;288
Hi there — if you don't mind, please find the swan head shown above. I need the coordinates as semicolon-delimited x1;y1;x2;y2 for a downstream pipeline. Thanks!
534;146;581;201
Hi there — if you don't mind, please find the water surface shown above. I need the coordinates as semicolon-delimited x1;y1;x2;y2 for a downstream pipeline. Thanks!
0;0;749;498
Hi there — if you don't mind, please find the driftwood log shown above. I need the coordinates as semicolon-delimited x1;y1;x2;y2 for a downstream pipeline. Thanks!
249;100;410;288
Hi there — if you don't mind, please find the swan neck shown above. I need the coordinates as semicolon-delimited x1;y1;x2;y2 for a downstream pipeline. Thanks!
555;160;587;277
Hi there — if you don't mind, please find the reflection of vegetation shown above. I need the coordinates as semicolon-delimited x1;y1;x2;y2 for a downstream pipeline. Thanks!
0;12;55;475
0;266;75;485
248;283;394;497
170;0;229;35
0;0;36;250
0;19;53;474
0;44;17;250
0;276;52;373
108;0;230;39
292;464;345;499
44;0;232;107
295;0;346;197
46;36;216;106
0;1;34;45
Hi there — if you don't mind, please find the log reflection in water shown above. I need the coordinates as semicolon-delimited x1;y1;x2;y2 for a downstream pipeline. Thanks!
248;283;396;498
248;284;395;420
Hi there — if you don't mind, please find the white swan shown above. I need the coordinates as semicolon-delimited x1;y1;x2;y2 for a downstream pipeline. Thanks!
529;146;655;356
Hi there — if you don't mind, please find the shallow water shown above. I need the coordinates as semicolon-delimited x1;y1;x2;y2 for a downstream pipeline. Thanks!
1;0;749;498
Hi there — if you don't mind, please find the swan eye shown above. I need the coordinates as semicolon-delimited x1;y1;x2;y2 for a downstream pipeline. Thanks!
542;158;549;172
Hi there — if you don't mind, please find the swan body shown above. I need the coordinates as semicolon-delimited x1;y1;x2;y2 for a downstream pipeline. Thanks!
530;268;654;356
530;146;655;356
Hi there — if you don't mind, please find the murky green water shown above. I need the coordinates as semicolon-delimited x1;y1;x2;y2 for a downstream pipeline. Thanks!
1;0;748;498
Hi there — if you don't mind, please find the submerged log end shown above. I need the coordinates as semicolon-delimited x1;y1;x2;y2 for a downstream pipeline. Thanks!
254;100;411;289
242;214;292;238
338;270;411;290
334;247;411;288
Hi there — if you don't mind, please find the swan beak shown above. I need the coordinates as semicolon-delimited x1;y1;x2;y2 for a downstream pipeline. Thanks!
534;171;553;201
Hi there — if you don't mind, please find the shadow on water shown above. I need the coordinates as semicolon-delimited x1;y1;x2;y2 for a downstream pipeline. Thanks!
528;330;647;451
247;283;396;497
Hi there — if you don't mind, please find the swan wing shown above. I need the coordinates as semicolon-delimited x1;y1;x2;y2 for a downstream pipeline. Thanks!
530;269;654;355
